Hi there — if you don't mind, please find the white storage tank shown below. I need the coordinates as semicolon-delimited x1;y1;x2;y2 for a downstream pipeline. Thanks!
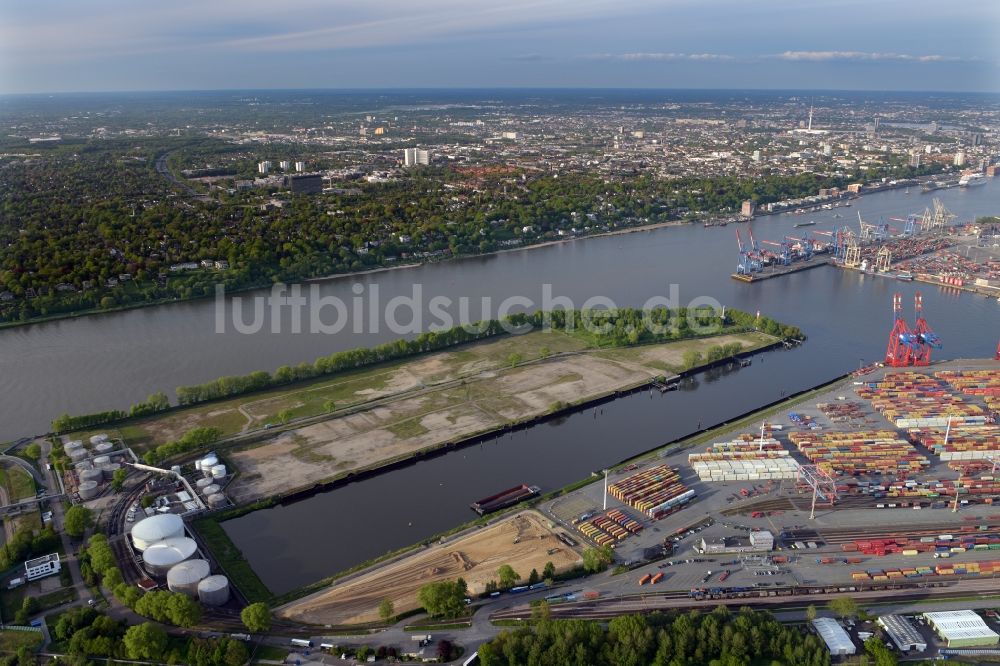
142;537;198;576
199;455;219;472
196;477;214;489
210;464;227;480
197;575;230;606
92;455;111;467
101;463;121;480
206;493;227;508
79;468;103;485
95;441;115;454
167;559;210;596
78;480;100;500
65;440;84;453
131;514;184;551
89;434;108;445
69;448;88;462
201;484;220;496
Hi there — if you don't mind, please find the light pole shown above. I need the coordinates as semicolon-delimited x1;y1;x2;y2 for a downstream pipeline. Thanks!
603;469;609;511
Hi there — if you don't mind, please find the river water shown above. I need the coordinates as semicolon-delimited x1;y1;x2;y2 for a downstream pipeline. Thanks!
3;182;999;442
3;181;999;593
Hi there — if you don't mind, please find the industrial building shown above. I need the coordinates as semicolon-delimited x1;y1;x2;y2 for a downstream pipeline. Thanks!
924;610;1000;648
142;537;198;576
24;553;60;581
287;174;323;194
811;618;856;656
699;530;773;554
877;615;927;652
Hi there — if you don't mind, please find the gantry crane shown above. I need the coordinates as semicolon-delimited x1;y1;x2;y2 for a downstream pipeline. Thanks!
910;291;942;366
886;292;918;367
761;239;791;266
736;229;762;275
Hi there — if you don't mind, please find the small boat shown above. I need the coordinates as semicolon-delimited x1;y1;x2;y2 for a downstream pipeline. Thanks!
896;272;914;281
794;221;816;228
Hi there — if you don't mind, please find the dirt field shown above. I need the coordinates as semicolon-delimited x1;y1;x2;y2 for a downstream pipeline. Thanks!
227;332;774;502
277;511;581;626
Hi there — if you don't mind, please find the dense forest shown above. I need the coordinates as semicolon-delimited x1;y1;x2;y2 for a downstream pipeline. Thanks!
0;136;942;323
477;607;831;666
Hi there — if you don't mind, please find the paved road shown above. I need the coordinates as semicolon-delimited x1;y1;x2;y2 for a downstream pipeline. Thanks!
39;439;89;603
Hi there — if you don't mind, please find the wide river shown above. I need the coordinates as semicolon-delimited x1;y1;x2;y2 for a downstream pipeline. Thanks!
4;181;1000;594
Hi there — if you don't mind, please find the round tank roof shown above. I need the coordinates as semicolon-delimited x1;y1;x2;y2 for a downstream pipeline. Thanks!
131;513;184;550
198;574;228;592
142;537;197;568
167;559;210;586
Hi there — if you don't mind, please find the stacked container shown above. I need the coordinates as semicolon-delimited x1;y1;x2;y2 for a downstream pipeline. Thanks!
855;371;984;427
909;425;1000;461
788;430;929;476
689;437;800;482
608;465;694;519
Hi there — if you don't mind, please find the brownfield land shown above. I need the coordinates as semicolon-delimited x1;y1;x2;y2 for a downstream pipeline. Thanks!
277;510;581;626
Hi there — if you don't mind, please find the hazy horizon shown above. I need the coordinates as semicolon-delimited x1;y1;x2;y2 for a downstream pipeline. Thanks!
1;0;997;95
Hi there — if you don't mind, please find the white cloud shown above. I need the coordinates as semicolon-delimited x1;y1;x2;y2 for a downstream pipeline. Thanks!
773;50;975;63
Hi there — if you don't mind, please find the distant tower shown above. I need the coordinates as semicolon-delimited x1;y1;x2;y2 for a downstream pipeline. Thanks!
807;106;814;132
874;115;880;135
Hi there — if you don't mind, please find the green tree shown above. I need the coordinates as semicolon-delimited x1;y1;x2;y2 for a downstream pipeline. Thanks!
63;505;93;538
507;352;522;367
23;443;41;461
417;579;468;618
527;568;539;586
123;622;168;660
828;596;859;619
864;636;898;666
378;597;395;623
241;602;271;633
497;564;520;590
805;604;817;621
111;467;127;492
682;350;703;369
582;545;615;573
543;561;556;580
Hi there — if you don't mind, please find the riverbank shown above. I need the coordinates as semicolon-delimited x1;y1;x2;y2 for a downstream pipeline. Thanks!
223;330;777;504
209;366;848;611
0;170;944;333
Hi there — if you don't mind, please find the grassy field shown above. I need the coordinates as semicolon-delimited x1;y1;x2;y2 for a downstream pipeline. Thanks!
0;465;35;502
1;584;77;619
0;630;42;653
66;330;593;454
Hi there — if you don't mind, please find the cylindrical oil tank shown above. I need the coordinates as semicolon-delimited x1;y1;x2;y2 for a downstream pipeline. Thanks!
79;468;103;485
95;441;115;454
131;514;184;551
101;463;121;480
142;537;198;576
69;448;88;462
197;575;230;606
167;559;210;596
65;440;83;452
206;493;227;508
195;477;214;489
210;464;227;480
201;484;220;496
92;455;111;467
200;454;219;470
76;461;94;471
78;480;100;500
89;434;108;445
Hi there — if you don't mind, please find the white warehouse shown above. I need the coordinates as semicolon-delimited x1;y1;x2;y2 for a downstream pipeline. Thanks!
811;617;856;656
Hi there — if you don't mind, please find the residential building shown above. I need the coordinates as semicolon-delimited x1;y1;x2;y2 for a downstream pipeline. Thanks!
25;553;60;581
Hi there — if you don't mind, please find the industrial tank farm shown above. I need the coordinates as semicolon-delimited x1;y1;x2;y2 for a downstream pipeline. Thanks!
130;514;185;551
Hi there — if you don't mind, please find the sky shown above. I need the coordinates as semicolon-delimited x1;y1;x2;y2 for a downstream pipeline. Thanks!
1;0;998;94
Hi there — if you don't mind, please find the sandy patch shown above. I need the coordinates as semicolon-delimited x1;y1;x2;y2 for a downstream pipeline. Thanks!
278;511;581;626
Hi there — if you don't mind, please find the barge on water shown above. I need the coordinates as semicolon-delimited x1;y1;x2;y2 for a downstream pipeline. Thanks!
471;484;541;515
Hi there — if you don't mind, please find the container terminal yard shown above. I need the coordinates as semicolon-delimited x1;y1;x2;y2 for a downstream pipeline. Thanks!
480;357;1000;622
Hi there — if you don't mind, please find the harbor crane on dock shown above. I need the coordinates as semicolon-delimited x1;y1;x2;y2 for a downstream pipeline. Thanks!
796;464;838;520
889;214;920;236
735;229;762;275
910;291;942;366
785;234;814;260
761;239;791;266
885;292;919;367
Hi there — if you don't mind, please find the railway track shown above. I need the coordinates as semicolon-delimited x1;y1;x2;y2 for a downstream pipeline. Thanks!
491;577;1000;621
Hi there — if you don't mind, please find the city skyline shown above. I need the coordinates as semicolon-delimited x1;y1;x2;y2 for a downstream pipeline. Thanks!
1;0;998;94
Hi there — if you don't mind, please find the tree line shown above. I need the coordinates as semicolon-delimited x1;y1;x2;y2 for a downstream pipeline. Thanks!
478;606;831;666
